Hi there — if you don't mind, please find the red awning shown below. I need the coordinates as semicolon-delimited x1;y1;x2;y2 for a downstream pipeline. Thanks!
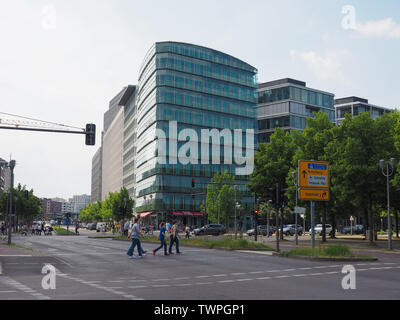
192;212;204;217
183;211;193;216
139;211;153;218
172;211;183;216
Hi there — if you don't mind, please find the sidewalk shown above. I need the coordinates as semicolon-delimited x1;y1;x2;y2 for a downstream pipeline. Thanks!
0;243;33;257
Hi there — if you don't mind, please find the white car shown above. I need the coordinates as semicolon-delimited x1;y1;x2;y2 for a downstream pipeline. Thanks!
96;222;106;232
309;224;333;235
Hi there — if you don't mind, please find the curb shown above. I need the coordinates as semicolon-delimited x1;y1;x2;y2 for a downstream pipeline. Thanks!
111;238;275;253
275;253;378;262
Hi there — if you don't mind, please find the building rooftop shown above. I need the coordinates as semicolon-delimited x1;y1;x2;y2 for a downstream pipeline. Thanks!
334;97;369;105
258;78;306;89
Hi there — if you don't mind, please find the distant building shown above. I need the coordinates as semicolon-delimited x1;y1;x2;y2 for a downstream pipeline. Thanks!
0;158;11;193
99;86;136;200
257;78;335;142
69;195;91;214
122;86;137;200
0;158;7;193
334;96;392;125
91;146;102;203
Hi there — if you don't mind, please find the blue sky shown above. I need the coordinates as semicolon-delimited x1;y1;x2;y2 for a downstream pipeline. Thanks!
0;0;399;199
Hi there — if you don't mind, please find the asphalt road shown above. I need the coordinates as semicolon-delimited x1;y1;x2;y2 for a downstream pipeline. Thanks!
0;233;399;300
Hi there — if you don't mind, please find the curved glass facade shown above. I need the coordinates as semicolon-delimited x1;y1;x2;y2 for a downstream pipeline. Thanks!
132;42;258;220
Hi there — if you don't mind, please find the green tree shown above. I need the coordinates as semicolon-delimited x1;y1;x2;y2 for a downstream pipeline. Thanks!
0;184;42;228
325;112;397;243
249;128;297;201
206;171;239;226
286;112;335;241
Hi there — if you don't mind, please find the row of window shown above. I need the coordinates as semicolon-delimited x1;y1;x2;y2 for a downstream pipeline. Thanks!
156;53;257;88
137;163;250;183
157;70;256;103
258;86;334;108
156;42;257;73
156;87;257;118
157;104;256;131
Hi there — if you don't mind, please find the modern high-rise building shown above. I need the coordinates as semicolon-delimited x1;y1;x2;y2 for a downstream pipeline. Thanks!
91;146;102;203
69;195;91;214
122;86;138;200
101;89;126;200
334;96;391;125
0;158;11;193
257;78;335;142
131;41;258;227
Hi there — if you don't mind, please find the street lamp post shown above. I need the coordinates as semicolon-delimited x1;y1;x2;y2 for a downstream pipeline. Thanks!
379;158;396;250
234;186;238;240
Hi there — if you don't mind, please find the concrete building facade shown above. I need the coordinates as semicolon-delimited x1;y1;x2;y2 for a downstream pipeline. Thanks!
257;78;335;142
335;96;391;125
91;146;102;203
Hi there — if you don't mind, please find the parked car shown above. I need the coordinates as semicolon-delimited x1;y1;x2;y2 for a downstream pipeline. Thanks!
194;224;227;236
309;224;333;236
342;225;364;235
96;222;106;232
282;224;303;236
247;225;276;237
87;223;97;230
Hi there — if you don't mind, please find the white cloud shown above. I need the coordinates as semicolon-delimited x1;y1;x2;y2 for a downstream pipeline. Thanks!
290;49;350;82
355;18;400;39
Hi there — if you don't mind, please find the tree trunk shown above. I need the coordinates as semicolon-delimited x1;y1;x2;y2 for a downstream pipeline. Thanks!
280;209;284;240
368;201;373;244
330;211;336;239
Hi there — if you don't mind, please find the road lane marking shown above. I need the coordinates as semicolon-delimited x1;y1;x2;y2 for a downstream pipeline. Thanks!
57;273;142;300
0;276;50;300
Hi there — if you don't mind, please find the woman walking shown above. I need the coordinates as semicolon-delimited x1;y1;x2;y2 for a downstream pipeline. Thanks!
153;222;169;256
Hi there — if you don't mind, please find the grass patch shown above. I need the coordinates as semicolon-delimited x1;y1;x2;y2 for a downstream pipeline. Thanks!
114;235;273;251
5;243;34;252
54;227;76;236
282;244;373;259
179;237;273;250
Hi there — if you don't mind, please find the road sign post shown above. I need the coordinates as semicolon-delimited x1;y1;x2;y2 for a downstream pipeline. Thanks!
298;160;330;249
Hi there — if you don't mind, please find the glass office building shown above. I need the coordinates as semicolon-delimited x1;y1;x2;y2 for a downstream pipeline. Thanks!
133;42;258;227
257;78;335;142
334;96;391;126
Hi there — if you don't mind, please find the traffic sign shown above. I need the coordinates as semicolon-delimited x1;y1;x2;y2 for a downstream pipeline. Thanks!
295;207;306;214
299;189;330;201
299;160;329;189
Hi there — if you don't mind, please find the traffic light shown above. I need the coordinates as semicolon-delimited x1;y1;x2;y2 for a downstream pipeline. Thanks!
85;123;96;146
192;178;195;188
254;202;260;215
277;186;287;207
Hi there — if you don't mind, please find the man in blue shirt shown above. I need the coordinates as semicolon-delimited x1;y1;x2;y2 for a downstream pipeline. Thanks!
127;217;145;259
153;222;169;256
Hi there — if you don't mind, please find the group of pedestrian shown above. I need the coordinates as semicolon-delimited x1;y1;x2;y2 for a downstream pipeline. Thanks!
31;223;52;236
126;218;181;260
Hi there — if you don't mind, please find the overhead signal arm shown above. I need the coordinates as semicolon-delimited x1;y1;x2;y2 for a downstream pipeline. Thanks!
0;112;96;146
